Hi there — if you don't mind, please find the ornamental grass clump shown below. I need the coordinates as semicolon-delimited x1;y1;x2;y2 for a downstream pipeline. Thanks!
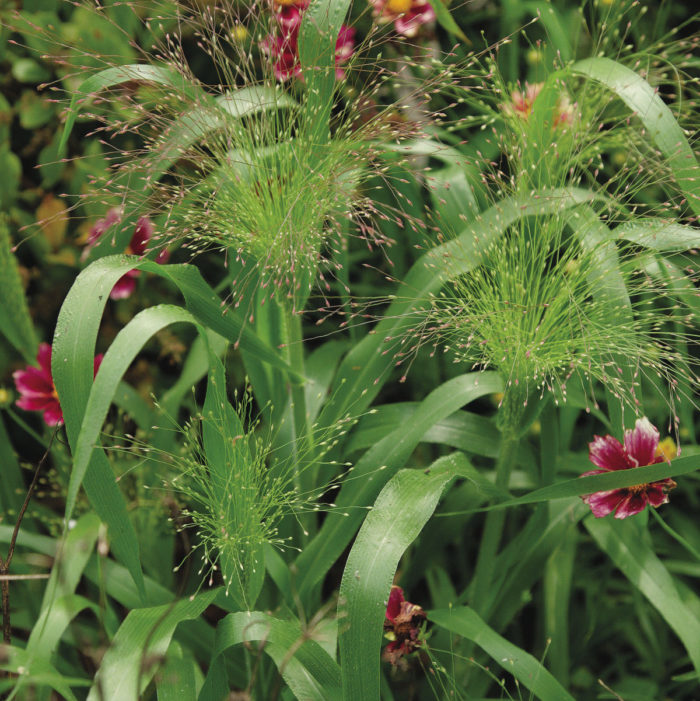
409;49;700;430
46;0;433;316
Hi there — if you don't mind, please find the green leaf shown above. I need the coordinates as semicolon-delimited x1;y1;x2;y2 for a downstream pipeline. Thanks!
429;606;575;700
201;612;342;701
53;260;149;601
28;513;102;658
86;589;219;701
347;403;499;458
146;88;296;185
298;0;349;142
0;215;39;362
0;413;27;515
156;641;198;701
11;57;51;84
0;645;87;701
586;515;700;675
65;305;197;524
571;57;700;218
338;454;461;700
58;63;209;155
612;220;700;251
428;0;469;42
297;371;503;598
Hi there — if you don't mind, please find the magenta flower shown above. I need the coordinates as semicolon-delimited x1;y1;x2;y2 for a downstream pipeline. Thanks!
85;212;169;300
13;343;103;427
580;417;678;519
382;585;426;666
261;1;354;81
370;0;435;38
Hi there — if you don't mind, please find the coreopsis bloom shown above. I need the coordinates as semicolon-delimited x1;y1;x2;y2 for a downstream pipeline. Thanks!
382;585;426;666
580;418;678;519
85;211;169;299
370;0;435;37
262;0;355;81
13;343;103;427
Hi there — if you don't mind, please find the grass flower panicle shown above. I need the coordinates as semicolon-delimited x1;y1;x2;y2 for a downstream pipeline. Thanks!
581;417;678;519
387;48;700;423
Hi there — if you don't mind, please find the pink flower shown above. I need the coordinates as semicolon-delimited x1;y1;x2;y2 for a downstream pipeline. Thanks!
334;26;356;79
13;343;103;427
370;0;435;38
260;32;303;82
85;212;169;300
580;418;678;519
382;585;426;667
261;1;354;81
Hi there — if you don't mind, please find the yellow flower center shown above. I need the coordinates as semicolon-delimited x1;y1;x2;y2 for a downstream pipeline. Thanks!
274;0;297;6
655;437;676;462
387;0;412;14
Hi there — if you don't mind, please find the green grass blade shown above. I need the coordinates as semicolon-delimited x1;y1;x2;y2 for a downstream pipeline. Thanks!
0;214;38;362
297;371;503;598
429;606;575;700
0;414;27;515
202;612;342;701
428;0;469;41
612;219;700;251
156;641;198;701
58;64;209;155
298;0;349;142
572;57;700;217
86;588;219;701
338;454;462;700
347;403;500;458
65;305;197;525
0;646;85;701
586;515;700;675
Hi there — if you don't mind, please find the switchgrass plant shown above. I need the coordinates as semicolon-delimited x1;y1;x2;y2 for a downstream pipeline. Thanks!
392;47;700;433
2;0;700;699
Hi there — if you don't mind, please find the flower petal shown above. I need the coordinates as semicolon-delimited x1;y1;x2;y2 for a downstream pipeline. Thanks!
13;367;53;397
646;479;676;507
589;434;629;471
395;4;435;36
614;492;647;519
581;489;623;518
42;404;64;426
37;342;53;374
110;272;138;300
624;417;659;467
16;394;55;412
130;216;154;255
385;585;404;622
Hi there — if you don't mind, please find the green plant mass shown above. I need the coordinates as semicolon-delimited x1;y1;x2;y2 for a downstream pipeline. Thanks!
0;0;699;699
